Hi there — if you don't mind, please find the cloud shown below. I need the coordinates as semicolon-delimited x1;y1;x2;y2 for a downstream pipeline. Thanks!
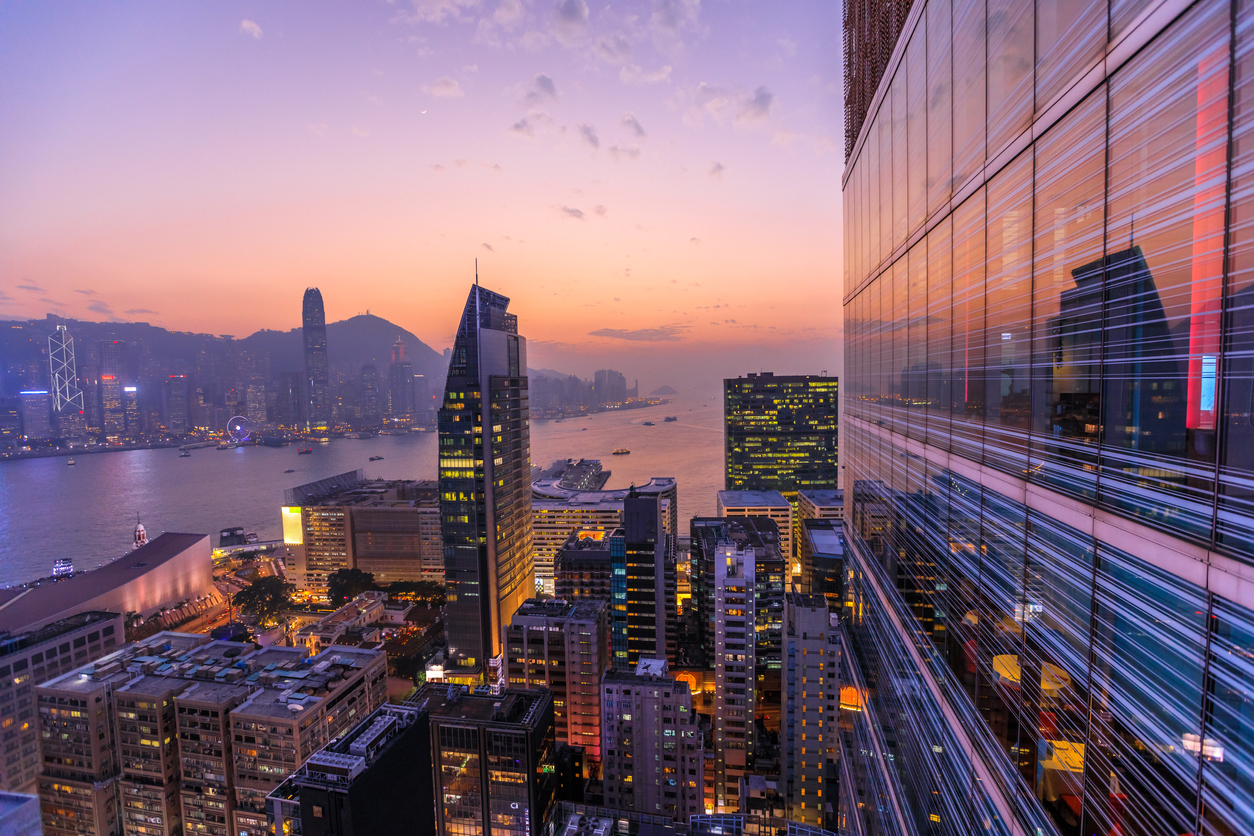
735;86;773;125
689;237;701;245
308;123;328;135
239;19;262;38
125;308;157;316
75;289;96;296
430;163;446;171
494;0;524;25
608;145;640;161
650;0;701;53
17;284;44;292
482;243;495;251
559;206;585;220
620;64;672;84
688;82;732;122
510;117;536;138
525;73;559;104
594;34;632;65
397;0;477;24
622;113;646;137
593;205;607;217
776;38;797;57
87;300;114;315
579;124;599;148
554;0;589;45
427;76;464;98
709;161;725;179
0;290;12;302
771;129;797;147
588;325;687;342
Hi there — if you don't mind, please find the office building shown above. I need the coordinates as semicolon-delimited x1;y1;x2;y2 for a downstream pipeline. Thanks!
244;379;266;426
781;594;837;830
839;0;1254;834
505;598;610;766
388;338;414;418
122;385;140;439
724;373;839;501
359;363;381;424
553;529;614;602
302;288;330;433
99;340;127;441
601;658;705;821
0;532;213;634
794;489;842;578
283;473;442;594
164;374;191;434
266;703;434;836
439;284;533;680
275;371;302;427
798;520;844;606
422;683;556;836
532;459;677;595
717;490;793;569
48;323;84;417
35;632;386;836
610;492;677;667
0;612;124;794
17;391;52;441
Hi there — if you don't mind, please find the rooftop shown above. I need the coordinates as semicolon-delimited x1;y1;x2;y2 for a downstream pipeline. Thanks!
512;597;608;623
294;479;439;509
0;532;208;633
717;490;790;509
803;518;845;557
0;611;120;659
533;463;676;503
799;489;844;507
414;684;550;729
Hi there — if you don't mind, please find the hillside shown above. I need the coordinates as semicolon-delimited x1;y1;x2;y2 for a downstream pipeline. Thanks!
237;314;444;376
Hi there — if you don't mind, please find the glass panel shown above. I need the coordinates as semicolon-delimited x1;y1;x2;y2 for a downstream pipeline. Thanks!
1200;596;1254;835
893;70;909;251
1101;2;1228;539
1088;544;1206;836
1030;91;1106;500
891;260;908;432
927;0;954;217
986;0;1034;153
942;472;984;708
1036;0;1107;108
953;0;987;190
907;23;927;233
906;242;929;441
951;189;987;463
1218;0;1254;560
983;151;1033;475
880;109;893;269
927;217;954;442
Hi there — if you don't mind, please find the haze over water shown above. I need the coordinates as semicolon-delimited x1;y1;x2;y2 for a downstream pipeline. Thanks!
0;394;724;587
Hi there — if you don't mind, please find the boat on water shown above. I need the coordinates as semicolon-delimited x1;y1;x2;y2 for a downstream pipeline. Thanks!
217;443;230;450
179;450;191;458
297;447;313;455
642;421;655;426
67;458;75;466
664;416;678;422
52;558;74;577
612;448;631;455
284;468;295;473
581;428;587;431
369;455;384;461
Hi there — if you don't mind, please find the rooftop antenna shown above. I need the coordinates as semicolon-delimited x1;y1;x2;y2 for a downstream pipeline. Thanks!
475;258;479;287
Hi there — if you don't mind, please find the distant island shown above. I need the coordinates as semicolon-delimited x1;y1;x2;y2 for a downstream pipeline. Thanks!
650;385;678;396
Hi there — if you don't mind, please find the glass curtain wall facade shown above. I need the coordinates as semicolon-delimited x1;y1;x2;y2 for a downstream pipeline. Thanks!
724;374;840;498
439;284;534;679
302;287;330;433
841;0;1254;834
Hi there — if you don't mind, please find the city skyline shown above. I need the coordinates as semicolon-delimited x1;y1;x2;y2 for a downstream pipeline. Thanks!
0;2;844;386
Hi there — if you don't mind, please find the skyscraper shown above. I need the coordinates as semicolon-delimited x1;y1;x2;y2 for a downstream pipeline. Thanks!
839;1;1254;834
302;287;330;433
360;363;381;424
724;373;839;500
98;339;126;441
388;337;414;418
438;284;533;680
610;491;677;667
47;324;83;416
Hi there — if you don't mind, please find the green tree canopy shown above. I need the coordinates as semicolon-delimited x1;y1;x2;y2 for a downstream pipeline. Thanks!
232;576;294;626
327;568;377;607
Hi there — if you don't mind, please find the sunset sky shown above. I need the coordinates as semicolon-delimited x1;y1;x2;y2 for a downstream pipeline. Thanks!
0;1;843;390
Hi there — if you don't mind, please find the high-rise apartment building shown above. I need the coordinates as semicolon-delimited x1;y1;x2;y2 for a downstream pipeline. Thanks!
422;684;556;836
717;490;794;569
600;658;705;821
724;373;839;502
553;529;614;601
610;492;677;667
840;1;1254;834
302;288;330;433
795;491;843;595
0;612;123;794
504;598;610;766
781;593;838;830
439;284;533;681
712;535;755;813
35;633;386;836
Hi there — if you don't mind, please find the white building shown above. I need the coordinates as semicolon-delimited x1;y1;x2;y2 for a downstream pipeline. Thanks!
713;538;756;812
717;490;793;569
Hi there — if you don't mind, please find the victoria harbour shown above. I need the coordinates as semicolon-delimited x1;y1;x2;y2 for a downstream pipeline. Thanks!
0;394;723;587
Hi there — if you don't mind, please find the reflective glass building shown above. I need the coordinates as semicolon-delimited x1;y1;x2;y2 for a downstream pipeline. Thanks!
302;287;330;433
841;0;1254;834
439;284;534;679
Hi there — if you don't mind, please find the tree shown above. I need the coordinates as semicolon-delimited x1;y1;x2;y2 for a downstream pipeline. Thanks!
233;576;294;626
382;580;445;605
327;568;377;607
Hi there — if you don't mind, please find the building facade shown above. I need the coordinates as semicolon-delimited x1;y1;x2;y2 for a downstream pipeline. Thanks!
781;594;838;830
552;529;614;602
841;0;1254;835
717;491;794;566
610;493;677;668
439;284;534;681
600;659;705;821
712;537;755;813
724;373;839;502
504;598;610;767
302;288;330;434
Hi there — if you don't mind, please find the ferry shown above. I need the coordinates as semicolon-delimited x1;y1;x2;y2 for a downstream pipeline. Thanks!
52;558;74;577
284;468;295;473
179;450;191;458
67;457;75;466
612;448;631;455
369;455;384;461
664;416;678;422
642;421;655;426
297;447;313;455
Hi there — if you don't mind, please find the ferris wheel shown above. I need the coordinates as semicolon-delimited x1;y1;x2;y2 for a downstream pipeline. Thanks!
226;415;252;443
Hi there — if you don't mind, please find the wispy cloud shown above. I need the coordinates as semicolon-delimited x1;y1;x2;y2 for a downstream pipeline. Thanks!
589;325;688;342
608;145;640;161
650;0;701;53
510;117;536;139
709;161;725;179
579;124;599;148
559;206;585;220
620;64;672;84
18;284;44;292
87;300;114;316
239;19;262;39
554;0;589;45
593;205;607;217
593;34;632;65
481;243;495;251
308;123;328;135
735;86;773;126
622;113;646;137
75;289;96;296
427;76;465;98
396;0;477;24
351;126;371;138
525;73;559;105
125;308;157;316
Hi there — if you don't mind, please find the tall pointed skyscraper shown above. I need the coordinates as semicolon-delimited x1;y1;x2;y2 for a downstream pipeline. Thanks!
439;283;533;681
302;288;330;433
